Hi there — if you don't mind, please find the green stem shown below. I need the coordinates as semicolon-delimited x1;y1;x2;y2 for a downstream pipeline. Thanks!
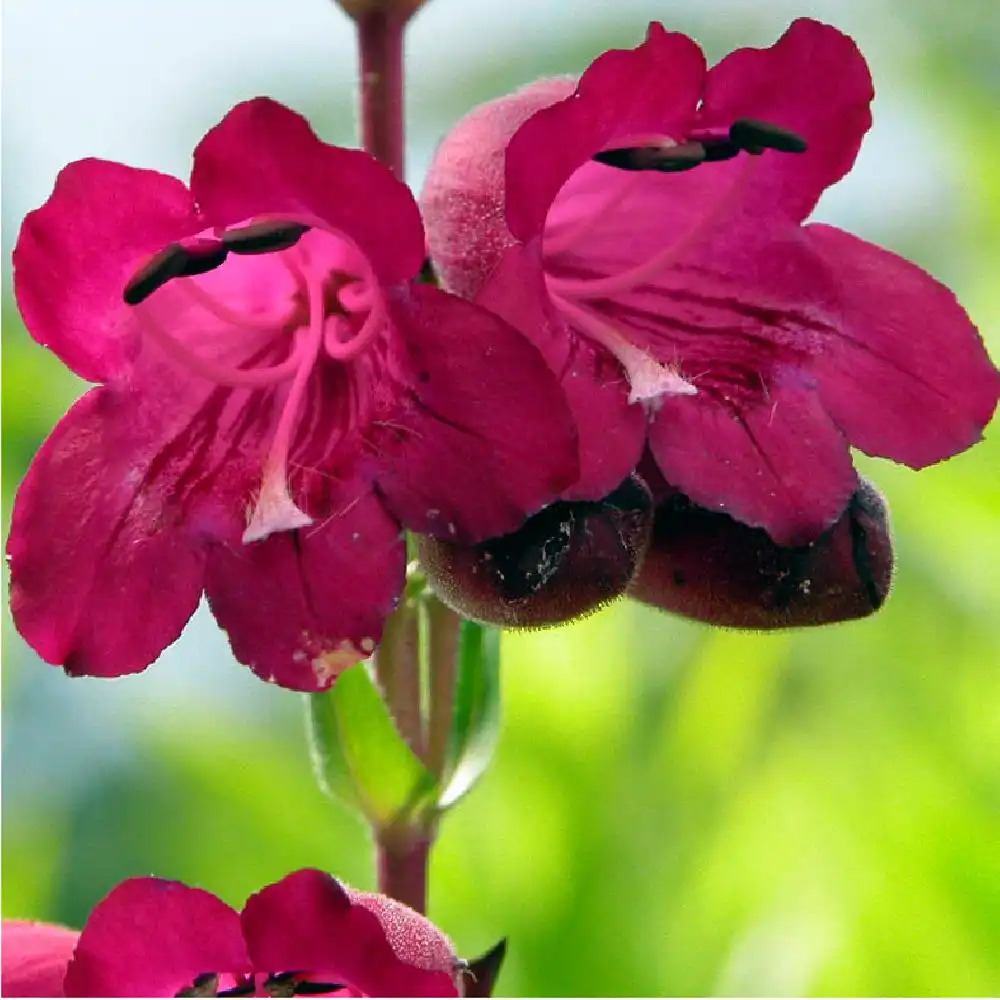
425;596;461;776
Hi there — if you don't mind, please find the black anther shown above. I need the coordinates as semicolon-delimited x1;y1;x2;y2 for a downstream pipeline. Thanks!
175;972;220;997
700;138;741;162
124;244;190;305
178;244;229;277
222;221;310;255
594;141;706;173
292;983;346;995
729;118;808;154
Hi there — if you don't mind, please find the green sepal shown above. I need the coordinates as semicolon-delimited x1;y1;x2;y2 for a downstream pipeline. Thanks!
438;621;502;808
307;664;439;830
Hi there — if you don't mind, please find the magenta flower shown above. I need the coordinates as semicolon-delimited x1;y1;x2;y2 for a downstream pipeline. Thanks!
421;19;999;545
2;870;462;997
9;97;577;689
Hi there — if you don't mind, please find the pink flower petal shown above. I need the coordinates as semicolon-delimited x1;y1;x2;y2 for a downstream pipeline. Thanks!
649;376;857;545
8;389;206;677
63;878;250;998
204;487;404;690
13;158;202;382
241;870;458;997
505;24;706;241
477;246;646;501
2;920;78;998
698;18;874;221
373;283;579;541
190;98;424;284
806;223;1000;467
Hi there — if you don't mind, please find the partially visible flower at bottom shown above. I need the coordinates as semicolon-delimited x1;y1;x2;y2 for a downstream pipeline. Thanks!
1;870;461;998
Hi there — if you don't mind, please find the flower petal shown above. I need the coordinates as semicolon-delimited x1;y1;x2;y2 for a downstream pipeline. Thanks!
648;374;857;545
698;18;874;221
204;487;404;691
13;159;202;382
8;388;206;677
505;24;706;241
477;246;646;501
190;98;424;284
372;283;578;542
806;223;1000;467
241;870;458;997
63;879;249;998
2;920;78;998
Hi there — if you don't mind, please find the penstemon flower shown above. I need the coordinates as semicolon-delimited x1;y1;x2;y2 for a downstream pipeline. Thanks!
421;18;999;546
8;97;577;690
1;870;463;997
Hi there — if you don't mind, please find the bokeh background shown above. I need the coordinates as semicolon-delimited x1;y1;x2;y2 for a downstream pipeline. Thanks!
3;0;999;995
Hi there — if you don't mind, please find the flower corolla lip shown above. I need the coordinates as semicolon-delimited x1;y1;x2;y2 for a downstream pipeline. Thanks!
2;870;461;997
421;18;1000;546
9;97;577;690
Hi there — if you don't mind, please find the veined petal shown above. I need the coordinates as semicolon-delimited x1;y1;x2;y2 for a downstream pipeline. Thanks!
649;375;858;545
190;98;424;284
242;870;459;997
372;284;579;542
806;223;1000;466
13;159;202;382
7;389;206;678
698;18;874;221
505;24;706;241
2;921;78;998
63;879;250;998
204;487;404;691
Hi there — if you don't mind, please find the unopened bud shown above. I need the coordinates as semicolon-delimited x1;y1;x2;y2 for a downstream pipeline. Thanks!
417;475;653;628
630;480;893;628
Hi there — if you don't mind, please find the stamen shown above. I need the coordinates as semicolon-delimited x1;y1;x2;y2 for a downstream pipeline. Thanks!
550;292;696;406
175;972;220;998
547;159;753;301
242;256;326;544
323;294;385;362
223;221;310;255
140;306;302;387
729;118;807;154
593;141;706;173
124;244;189;305
178;278;295;332
124;242;229;305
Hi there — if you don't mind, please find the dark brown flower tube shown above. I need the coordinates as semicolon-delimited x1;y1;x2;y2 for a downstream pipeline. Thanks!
417;475;653;627
630;480;893;628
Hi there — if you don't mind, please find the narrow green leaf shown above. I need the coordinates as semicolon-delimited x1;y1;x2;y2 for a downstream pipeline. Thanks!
438;621;502;808
306;665;438;829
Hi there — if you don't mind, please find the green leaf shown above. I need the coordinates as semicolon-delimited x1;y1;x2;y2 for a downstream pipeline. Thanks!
306;664;439;830
438;621;502;808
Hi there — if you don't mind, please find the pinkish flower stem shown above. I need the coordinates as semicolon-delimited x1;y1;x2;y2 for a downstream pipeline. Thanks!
375;833;432;914
354;8;408;177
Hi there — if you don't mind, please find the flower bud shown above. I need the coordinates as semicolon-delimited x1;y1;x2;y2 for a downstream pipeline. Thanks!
417;475;653;627
630;480;893;628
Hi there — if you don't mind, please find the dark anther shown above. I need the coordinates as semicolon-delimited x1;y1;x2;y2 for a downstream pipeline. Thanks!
594;142;706;173
222;221;310;255
175;972;220;997
218;980;257;998
700;137;741;162
418;257;439;286
728;118;808;154
262;973;345;997
124;244;190;305
178;244;229;277
124;242;229;305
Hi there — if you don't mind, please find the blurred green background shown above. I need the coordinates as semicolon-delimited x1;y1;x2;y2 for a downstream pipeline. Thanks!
3;0;999;995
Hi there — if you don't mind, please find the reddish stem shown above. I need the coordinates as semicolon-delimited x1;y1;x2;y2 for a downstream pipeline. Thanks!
355;9;408;178
376;834;432;913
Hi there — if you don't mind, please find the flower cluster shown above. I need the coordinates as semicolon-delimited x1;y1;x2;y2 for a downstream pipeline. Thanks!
2;870;463;997
8;19;998;688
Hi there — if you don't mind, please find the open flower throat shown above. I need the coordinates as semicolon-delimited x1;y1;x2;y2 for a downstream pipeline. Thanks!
543;117;810;409
124;218;387;545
